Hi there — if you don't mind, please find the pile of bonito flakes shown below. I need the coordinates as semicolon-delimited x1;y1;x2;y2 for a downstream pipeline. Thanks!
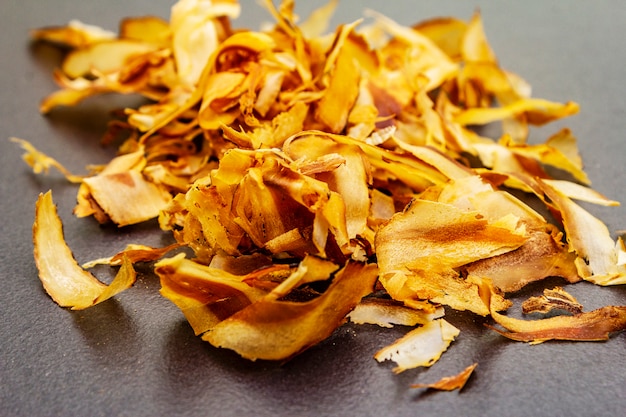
15;0;626;391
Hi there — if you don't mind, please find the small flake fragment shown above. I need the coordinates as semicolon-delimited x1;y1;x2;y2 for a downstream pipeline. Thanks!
522;287;583;315
411;363;478;391
374;319;460;373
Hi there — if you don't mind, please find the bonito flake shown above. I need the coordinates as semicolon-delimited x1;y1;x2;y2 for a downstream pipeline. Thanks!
19;0;626;387
374;319;460;373
33;192;136;310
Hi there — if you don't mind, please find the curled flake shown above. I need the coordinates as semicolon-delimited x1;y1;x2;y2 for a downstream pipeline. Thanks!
11;138;83;183
411;363;478;391
61;40;158;79
285;133;371;244
376;198;525;314
534;178;626;285
315;24;361;133
298;0;339;38
31;19;116;48
374;319;460;373
464;229;580;293
82;242;182;268
170;0;241;86
156;253;271;335
83;170;172;226
491;305;626;344
522;287;583;316
33;191;136;310
542;179;619;207
120;16;172;47
479;279;626;343
455;98;579;127
431;175;580;292
204;261;378;361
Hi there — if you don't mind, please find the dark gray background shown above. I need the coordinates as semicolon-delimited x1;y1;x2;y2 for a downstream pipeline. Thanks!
2;1;625;416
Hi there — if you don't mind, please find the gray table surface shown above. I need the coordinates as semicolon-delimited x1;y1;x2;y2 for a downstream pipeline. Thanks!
2;1;626;416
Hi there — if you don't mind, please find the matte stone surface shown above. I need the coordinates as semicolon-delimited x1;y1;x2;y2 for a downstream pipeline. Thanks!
2;1;625;416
